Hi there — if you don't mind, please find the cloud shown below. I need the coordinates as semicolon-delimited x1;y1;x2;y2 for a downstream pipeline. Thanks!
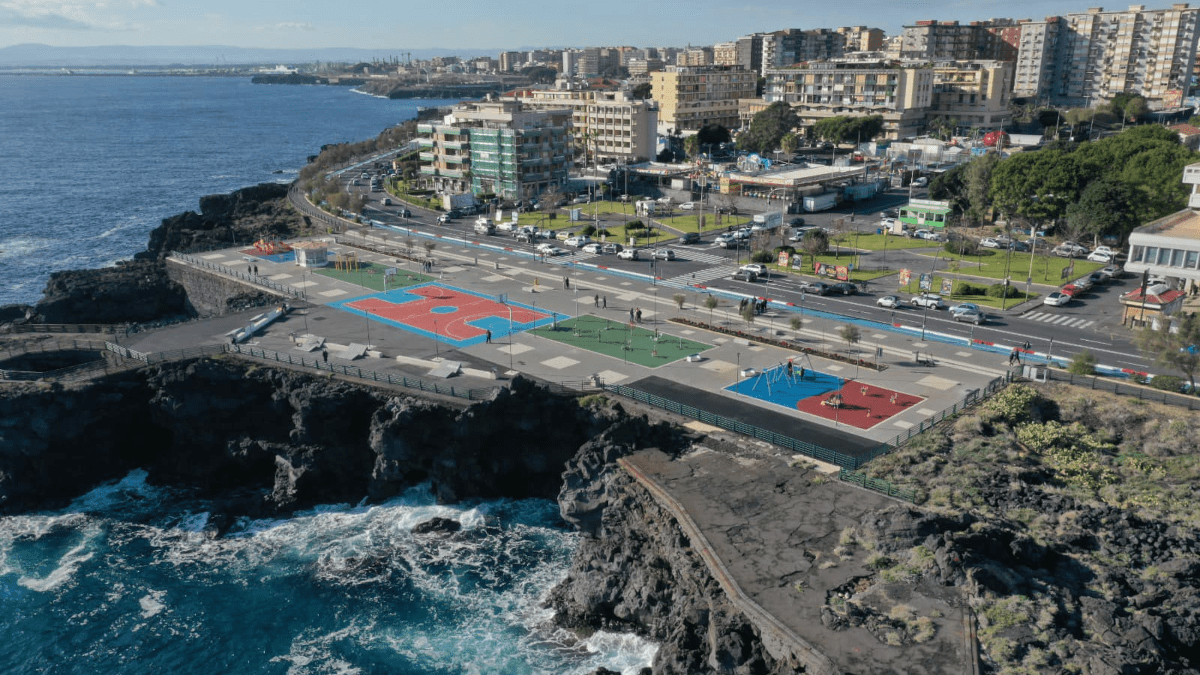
0;0;156;31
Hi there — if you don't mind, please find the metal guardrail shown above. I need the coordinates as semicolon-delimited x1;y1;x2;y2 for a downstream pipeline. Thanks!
170;252;305;299
603;383;870;469
838;469;917;503
227;344;500;401
8;323;131;336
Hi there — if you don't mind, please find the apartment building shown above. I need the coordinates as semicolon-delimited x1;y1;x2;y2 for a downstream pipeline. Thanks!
763;60;935;139
627;57;665;75
1021;4;1200;107
928;61;1014;131
677;47;714;66
836;26;886;52
1013;17;1067;98
509;88;658;163
901;19;1021;61
714;39;755;69
761;29;849;71
651;65;757;132
417;100;572;199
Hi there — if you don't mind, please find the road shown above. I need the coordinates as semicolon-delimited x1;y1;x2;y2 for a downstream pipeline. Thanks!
310;173;1155;374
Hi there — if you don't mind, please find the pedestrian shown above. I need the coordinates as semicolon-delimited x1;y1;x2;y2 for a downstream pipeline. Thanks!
594;293;599;308
486;329;492;344
322;348;328;364
247;265;252;275
602;295;607;309
636;308;643;323
1008;349;1019;366
786;360;794;379
799;366;805;380
254;265;259;276
1023;340;1031;351
629;307;635;323
564;276;570;290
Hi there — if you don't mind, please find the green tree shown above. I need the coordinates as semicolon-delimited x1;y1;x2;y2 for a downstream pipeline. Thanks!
673;293;686;312
1064;178;1138;243
838;324;861;357
812;115;884;144
520;66;557;84
780;132;800;156
632;82;653;100
704;294;718;323
738;101;799;154
741;301;756;324
800;229;829;257
684;134;701;158
930;162;968;213
1134;313;1200;392
1068;350;1098;375
697;124;731;147
1123;96;1150;122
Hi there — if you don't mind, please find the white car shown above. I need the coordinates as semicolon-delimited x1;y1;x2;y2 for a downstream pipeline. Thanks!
495;220;516;232
911;293;946;309
1043;291;1070;307
680;201;696;210
581;243;603;254
540;246;565;257
877;295;901;309
980;237;1001;249
1087;250;1114;263
564;235;593;248
535;242;558;254
1093;245;1117;258
739;264;768;277
880;218;897;229
617;249;639;260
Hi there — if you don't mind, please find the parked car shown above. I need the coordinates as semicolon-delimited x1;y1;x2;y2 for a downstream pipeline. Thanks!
830;282;857;295
1010;240;1030;252
980;237;1001;249
1086;271;1107;286
789;226;817;242
1099;264;1124;280
679;201;696;210
799;281;830;295
877;295;901;309
1071;276;1093;291
913;229;934;240
1053;242;1089;258
949;303;981;317
912;176;928;187
1087;250;1114;263
1092;245;1117;258
880;218;898;229
911;293;946;309
739;264;767;277
652;248;676;261
617;249;639;260
1043;291;1070;306
953;308;987;325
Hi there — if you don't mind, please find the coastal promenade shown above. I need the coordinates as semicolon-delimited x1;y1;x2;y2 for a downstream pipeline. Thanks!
41;226;1009;673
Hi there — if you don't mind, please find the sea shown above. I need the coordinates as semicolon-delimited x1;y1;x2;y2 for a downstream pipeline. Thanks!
0;76;656;674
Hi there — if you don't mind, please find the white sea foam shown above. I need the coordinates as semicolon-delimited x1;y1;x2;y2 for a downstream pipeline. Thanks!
17;526;99;592
67;469;162;513
138;589;166;618
0;236;51;259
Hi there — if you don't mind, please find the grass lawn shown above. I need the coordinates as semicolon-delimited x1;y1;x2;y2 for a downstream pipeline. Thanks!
388;184;442;211
920;250;1105;285
893;276;1037;308
844;233;943;251
528;314;712;368
312;262;435;292
574;201;636;218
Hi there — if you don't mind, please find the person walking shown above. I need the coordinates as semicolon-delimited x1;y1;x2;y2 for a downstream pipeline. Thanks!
636;308;643;323
629;307;635;323
602;295;607;309
563;276;570;290
322;348;328;364
594;294;599;308
254;265;259;276
1008;349;1020;366
485;329;492;344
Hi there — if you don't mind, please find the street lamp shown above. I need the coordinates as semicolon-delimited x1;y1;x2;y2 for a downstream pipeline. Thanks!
507;305;514;372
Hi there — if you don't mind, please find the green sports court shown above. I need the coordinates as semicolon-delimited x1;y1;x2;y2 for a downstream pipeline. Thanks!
312;261;434;292
529;314;713;367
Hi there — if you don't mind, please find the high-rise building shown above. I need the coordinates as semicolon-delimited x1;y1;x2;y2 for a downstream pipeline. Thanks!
651;65;757;132
509;88;658;163
928;61;1014;132
901;19;1020;61
836;26;886;52
499;51;524;73
761;29;849;71
677;47;714;66
1015;4;1200;107
417;100;572;199
763;60;935;139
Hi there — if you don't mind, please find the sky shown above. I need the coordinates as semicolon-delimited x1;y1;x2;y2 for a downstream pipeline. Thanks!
0;0;1127;53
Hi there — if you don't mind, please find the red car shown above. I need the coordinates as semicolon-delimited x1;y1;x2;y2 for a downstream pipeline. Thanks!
1060;284;1081;297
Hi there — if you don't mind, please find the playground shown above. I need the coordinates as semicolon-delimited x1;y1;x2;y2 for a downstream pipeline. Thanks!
726;360;924;430
313;260;433;292
334;283;553;349
528;314;712;368
242;239;296;264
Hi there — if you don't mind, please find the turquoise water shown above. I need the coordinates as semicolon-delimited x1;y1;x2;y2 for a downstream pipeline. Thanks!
0;471;656;674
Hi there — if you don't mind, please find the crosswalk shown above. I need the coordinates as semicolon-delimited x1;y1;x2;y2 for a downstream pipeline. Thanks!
682;248;739;265
1021;311;1096;330
666;265;736;287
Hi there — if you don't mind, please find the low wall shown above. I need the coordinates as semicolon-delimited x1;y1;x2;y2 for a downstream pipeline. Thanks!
166;260;284;318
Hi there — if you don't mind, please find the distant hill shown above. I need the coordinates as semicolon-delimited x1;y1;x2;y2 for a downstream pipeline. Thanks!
0;44;501;67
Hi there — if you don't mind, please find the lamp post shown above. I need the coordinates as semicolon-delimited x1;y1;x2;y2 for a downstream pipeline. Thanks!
735;351;741;395
433;319;438;357
507;305;514;372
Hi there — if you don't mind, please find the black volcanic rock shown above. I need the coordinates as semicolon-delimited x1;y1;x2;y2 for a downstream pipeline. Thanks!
35;259;189;324
412;517;461;535
137;182;301;261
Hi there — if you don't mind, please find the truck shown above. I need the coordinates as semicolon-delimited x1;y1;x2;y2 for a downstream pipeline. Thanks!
752;212;783;230
802;193;838;213
635;200;658;216
473;218;495;235
442;192;477;212
843;181;882;201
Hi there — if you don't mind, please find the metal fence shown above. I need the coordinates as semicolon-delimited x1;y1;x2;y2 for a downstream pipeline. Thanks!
838;470;918;503
170;252;305;299
603;383;871;469
880;371;1013;448
227;344;500;401
1040;367;1200;410
8;323;131;336
105;342;226;364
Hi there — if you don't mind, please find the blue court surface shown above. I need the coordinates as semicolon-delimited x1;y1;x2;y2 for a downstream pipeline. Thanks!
725;363;844;410
330;282;560;349
242;249;296;264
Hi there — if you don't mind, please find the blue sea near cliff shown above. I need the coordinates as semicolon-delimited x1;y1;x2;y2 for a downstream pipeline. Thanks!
0;75;448;307
0;76;656;674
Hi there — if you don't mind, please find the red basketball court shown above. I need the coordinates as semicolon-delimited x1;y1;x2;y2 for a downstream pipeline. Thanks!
345;285;549;344
794;381;924;430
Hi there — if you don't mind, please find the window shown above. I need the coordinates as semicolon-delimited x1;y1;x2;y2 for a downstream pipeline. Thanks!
1144;246;1157;263
1172;249;1186;267
1186;250;1199;269
1157;248;1171;265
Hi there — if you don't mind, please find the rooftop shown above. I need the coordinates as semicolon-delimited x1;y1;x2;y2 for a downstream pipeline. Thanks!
1132;208;1200;238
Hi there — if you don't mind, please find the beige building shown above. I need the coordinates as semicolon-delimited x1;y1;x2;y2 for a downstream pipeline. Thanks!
676;47;714;66
1016;4;1200;107
509;88;658;163
928;60;1014;131
836;26;886;52
651;65;757;132
901;19;1021;61
417;100;572;199
763;60;935;139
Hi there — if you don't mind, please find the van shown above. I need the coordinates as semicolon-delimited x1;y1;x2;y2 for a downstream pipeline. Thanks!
473;221;495;235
